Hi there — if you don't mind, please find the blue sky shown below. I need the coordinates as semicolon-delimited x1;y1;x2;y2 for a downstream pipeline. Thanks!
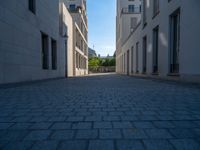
87;0;116;56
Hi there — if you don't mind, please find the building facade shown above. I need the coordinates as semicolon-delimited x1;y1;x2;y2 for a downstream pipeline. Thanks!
116;0;200;82
0;0;66;84
0;0;88;84
62;0;88;76
116;0;142;75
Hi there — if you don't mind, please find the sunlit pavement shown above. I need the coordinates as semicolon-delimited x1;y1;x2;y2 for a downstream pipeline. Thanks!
0;74;200;150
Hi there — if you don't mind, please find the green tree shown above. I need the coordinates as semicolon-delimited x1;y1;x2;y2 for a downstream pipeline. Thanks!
88;57;100;67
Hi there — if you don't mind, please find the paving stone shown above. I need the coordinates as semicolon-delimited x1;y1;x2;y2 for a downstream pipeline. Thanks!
0;74;200;149
157;115;175;121
170;139;200;150
0;123;14;129
50;130;74;140
67;116;84;122
138;115;158;121
143;139;174;150
116;140;145;150
121;116;139;121
59;140;88;150
169;129;197;138
0;117;14;123
72;122;92;129
50;122;71;130
85;116;102;121
100;129;122;139
24;130;51;141
3;141;33;150
1;130;29;141
48;116;66;122
0;130;8;139
94;122;112;129
103;116;121;121
12;116;32;122
30;117;49;122
172;121;198;128
29;123;52;130
123;129;147;139
145;129;173;139
9;123;32;130
133;121;155;129
88;140;114;150
153;121;175;128
92;112;107;116
0;141;9;149
109;111;124;116
31;141;58;150
113;122;133;129
76;129;98;139
192;128;200;137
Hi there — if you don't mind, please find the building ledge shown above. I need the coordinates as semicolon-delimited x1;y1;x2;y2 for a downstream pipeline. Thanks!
167;73;180;77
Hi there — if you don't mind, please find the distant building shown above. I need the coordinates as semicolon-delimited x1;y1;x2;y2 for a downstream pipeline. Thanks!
88;47;97;58
62;0;88;76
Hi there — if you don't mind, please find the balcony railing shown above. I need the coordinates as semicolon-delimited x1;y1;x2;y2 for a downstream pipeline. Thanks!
68;6;82;13
121;7;141;15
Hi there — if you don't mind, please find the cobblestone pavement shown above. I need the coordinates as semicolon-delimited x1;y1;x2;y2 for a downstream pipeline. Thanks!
0;74;200;150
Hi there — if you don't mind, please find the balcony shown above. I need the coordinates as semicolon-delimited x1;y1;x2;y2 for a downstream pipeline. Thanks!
68;6;82;13
121;7;141;15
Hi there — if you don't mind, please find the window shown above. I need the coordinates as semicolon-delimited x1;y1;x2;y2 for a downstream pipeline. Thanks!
51;39;57;70
41;33;49;70
169;9;180;73
127;50;130;75
121;55;123;72
153;26;159;73
128;5;135;13
131;46;134;73
29;0;36;14
142;36;147;73
153;0;159;17
136;42;139;73
124;54;126;73
130;17;137;32
69;4;76;11
76;53;79;69
143;0;147;25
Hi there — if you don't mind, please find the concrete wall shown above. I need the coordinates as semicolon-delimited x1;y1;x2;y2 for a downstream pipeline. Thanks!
116;0;200;82
0;0;65;84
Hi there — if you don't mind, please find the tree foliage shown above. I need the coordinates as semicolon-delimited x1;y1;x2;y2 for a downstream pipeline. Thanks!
89;57;116;67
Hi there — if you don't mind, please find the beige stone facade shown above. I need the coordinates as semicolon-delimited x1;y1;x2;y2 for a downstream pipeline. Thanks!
116;0;200;82
0;0;88;84
62;0;88;76
0;0;66;84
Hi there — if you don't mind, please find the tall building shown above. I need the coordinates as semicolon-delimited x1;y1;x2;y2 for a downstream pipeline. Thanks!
116;0;200;82
0;0;66;84
62;0;88;76
116;0;142;74
0;0;89;84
